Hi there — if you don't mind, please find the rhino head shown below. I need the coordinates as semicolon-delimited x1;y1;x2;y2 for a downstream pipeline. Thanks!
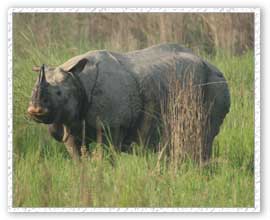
27;59;88;125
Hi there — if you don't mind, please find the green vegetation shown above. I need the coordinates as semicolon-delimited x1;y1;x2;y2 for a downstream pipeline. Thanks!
13;14;254;208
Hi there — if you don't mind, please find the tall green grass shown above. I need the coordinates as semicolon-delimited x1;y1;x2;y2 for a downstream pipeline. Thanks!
13;25;254;207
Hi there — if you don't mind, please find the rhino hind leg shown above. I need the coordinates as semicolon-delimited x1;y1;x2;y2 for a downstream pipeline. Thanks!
203;91;230;160
202;69;230;160
203;113;226;161
203;125;218;161
135;102;158;148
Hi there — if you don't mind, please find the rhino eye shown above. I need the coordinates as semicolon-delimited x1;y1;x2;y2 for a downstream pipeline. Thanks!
56;90;62;96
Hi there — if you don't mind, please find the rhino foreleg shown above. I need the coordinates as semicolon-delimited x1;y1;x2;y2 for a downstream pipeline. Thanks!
48;123;64;142
63;125;84;160
63;133;81;160
48;123;81;160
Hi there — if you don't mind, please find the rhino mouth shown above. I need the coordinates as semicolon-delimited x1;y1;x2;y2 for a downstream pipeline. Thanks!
28;109;55;124
29;112;54;124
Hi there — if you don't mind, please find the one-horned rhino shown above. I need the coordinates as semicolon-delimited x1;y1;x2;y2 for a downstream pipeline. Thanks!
28;43;230;160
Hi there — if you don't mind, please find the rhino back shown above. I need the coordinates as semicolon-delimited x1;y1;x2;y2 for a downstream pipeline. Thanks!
126;43;192;58
123;46;209;104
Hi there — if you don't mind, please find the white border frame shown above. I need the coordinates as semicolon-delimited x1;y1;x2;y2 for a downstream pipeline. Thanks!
7;8;260;212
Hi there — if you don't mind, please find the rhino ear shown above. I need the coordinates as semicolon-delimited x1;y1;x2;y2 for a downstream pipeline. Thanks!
68;58;88;74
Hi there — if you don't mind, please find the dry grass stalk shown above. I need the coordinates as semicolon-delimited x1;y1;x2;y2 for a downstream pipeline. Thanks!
14;13;254;56
160;67;210;170
91;116;104;162
78;119;93;207
40;164;52;206
80;120;89;160
79;161;92;207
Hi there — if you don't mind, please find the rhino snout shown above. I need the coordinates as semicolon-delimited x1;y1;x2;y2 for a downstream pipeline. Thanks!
27;104;49;116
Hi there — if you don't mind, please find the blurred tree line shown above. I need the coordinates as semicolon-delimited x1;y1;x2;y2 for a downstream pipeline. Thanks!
13;13;254;56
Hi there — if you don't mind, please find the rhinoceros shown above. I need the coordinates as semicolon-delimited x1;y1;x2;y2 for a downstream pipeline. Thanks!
27;43;230;160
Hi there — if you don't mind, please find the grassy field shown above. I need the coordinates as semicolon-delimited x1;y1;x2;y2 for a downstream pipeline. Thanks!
12;16;254;208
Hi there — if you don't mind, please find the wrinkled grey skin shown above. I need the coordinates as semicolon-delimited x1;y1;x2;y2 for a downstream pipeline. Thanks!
28;43;230;160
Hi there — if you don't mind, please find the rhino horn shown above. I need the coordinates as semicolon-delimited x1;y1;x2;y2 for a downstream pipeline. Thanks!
38;64;46;84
